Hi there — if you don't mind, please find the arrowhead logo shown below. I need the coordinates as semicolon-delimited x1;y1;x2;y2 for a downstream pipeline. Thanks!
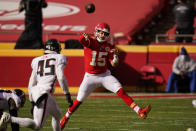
0;0;80;21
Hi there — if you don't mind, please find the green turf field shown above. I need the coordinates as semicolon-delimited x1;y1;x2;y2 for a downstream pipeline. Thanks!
7;93;196;131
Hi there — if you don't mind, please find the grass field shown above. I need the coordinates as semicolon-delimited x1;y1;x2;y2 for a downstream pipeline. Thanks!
6;93;196;131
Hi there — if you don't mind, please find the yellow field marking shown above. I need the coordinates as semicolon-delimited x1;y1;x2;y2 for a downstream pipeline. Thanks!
0;43;196;56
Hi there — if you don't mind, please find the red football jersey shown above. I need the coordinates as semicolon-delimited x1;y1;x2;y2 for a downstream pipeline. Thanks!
79;35;115;74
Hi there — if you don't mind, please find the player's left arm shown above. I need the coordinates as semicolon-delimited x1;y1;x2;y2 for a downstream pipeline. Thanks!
110;48;119;67
56;59;73;107
8;98;19;131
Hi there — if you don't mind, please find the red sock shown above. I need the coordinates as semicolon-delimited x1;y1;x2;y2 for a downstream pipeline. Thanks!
68;99;82;113
116;88;134;106
117;88;140;113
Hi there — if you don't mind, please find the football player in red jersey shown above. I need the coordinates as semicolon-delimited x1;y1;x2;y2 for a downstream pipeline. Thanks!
60;23;151;129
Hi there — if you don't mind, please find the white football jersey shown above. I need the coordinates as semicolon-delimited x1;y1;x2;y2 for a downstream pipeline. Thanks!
0;89;21;110
28;53;68;102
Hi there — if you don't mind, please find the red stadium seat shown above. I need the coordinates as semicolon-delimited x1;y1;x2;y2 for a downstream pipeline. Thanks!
138;64;157;92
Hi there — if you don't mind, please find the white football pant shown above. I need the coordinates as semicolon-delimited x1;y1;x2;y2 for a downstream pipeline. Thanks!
11;95;61;131
77;70;122;102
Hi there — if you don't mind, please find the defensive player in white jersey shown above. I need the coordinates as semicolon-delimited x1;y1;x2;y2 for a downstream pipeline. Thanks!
0;39;73;131
0;89;26;131
60;23;151;129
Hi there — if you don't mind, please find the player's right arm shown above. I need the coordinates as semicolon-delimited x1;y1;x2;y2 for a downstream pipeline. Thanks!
79;33;91;47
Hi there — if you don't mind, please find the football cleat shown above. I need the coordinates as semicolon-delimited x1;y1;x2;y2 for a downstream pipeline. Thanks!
60;115;70;129
0;112;11;127
192;100;196;108
138;104;151;119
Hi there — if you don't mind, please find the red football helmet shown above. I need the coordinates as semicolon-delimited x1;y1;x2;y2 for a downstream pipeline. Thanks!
95;23;110;43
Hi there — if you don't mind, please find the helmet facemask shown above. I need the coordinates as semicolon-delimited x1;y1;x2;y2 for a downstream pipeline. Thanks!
95;30;110;43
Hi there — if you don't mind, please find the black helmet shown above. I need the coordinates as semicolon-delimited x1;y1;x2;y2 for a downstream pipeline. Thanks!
44;39;62;54
14;89;26;107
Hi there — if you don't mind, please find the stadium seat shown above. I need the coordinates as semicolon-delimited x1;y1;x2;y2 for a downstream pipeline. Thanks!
138;64;157;92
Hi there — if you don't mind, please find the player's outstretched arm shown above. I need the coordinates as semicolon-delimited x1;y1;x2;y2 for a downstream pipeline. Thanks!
79;33;91;47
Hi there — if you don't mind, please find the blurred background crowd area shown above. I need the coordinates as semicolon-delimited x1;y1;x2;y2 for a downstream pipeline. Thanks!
0;0;195;47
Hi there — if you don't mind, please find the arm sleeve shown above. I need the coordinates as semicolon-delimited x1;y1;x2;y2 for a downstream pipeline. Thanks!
56;57;70;94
